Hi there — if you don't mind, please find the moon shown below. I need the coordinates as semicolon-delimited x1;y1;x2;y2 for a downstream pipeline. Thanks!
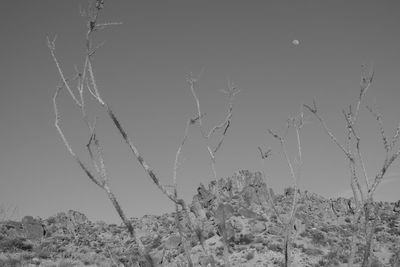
292;39;300;46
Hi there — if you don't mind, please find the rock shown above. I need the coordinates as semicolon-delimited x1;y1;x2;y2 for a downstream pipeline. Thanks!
196;183;217;210
293;218;306;235
215;203;234;225
149;248;164;266
249;221;266;234
164;234;181;249
22;216;44;241
238;233;255;245
229;217;244;232
238;207;258;219
393;200;400;213
67;210;89;225
191;196;207;220
284;187;295;196
0;220;24;238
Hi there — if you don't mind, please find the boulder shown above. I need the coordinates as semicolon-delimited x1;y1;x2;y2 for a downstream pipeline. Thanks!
21;216;44;241
164;234;181;250
67;210;89;225
249;220;266;234
393;200;400;213
0;220;24;238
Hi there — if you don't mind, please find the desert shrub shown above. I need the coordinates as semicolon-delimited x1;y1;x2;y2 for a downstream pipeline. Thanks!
388;219;397;228
315;248;348;266
46;216;57;224
237;233;254;245
369;257;384;267
309;229;327;246
320;225;330;233
387;216;400;235
299;231;308;238
389;249;400;266
150;234;162;249
245;250;255;261
270;214;278;222
302;247;323;256
316;258;339;267
292;242;304;249
0;237;32;252
267;242;282;252
35;248;51;259
0;257;23;267
58;259;83;267
387;227;400;236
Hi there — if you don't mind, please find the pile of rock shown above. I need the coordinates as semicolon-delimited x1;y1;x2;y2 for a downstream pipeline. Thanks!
1;170;399;266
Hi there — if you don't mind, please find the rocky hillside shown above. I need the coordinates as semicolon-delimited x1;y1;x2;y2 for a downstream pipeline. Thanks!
1;170;399;266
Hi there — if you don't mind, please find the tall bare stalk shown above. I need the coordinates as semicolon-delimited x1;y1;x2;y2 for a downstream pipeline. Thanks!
260;109;304;267
187;74;239;267
48;1;150;263
49;1;229;266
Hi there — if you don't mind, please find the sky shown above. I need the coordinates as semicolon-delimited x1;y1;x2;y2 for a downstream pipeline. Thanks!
0;0;399;224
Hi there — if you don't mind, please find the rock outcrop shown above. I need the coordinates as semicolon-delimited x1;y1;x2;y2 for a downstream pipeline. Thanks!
1;170;399;266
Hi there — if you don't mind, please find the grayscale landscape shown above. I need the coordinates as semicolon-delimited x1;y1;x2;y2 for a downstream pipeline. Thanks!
0;1;399;266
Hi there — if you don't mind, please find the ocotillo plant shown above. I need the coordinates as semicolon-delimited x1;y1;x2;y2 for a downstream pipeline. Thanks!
259;109;305;267
48;1;153;265
48;1;229;266
187;74;239;267
304;65;400;267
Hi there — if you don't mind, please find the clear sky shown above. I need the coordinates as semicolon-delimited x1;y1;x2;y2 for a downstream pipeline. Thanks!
1;1;399;223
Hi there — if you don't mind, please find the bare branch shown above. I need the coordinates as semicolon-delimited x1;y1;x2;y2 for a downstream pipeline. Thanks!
173;117;195;187
304;102;352;160
187;73;203;127
88;41;106;57
96;21;123;29
355;64;374;120
266;111;304;267
47;36;82;107
258;146;272;160
368;150;400;196
86;122;101;177
87;59;105;105
106;106;179;204
187;74;239;179
343;108;369;193
267;129;282;142
85;76;99;101
258;146;283;225
367;104;389;153
389;121;400;152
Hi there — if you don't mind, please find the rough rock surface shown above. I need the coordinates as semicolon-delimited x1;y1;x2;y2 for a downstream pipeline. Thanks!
21;216;45;241
1;170;399;266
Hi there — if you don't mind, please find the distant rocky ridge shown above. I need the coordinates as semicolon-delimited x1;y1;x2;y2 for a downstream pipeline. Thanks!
1;170;399;266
